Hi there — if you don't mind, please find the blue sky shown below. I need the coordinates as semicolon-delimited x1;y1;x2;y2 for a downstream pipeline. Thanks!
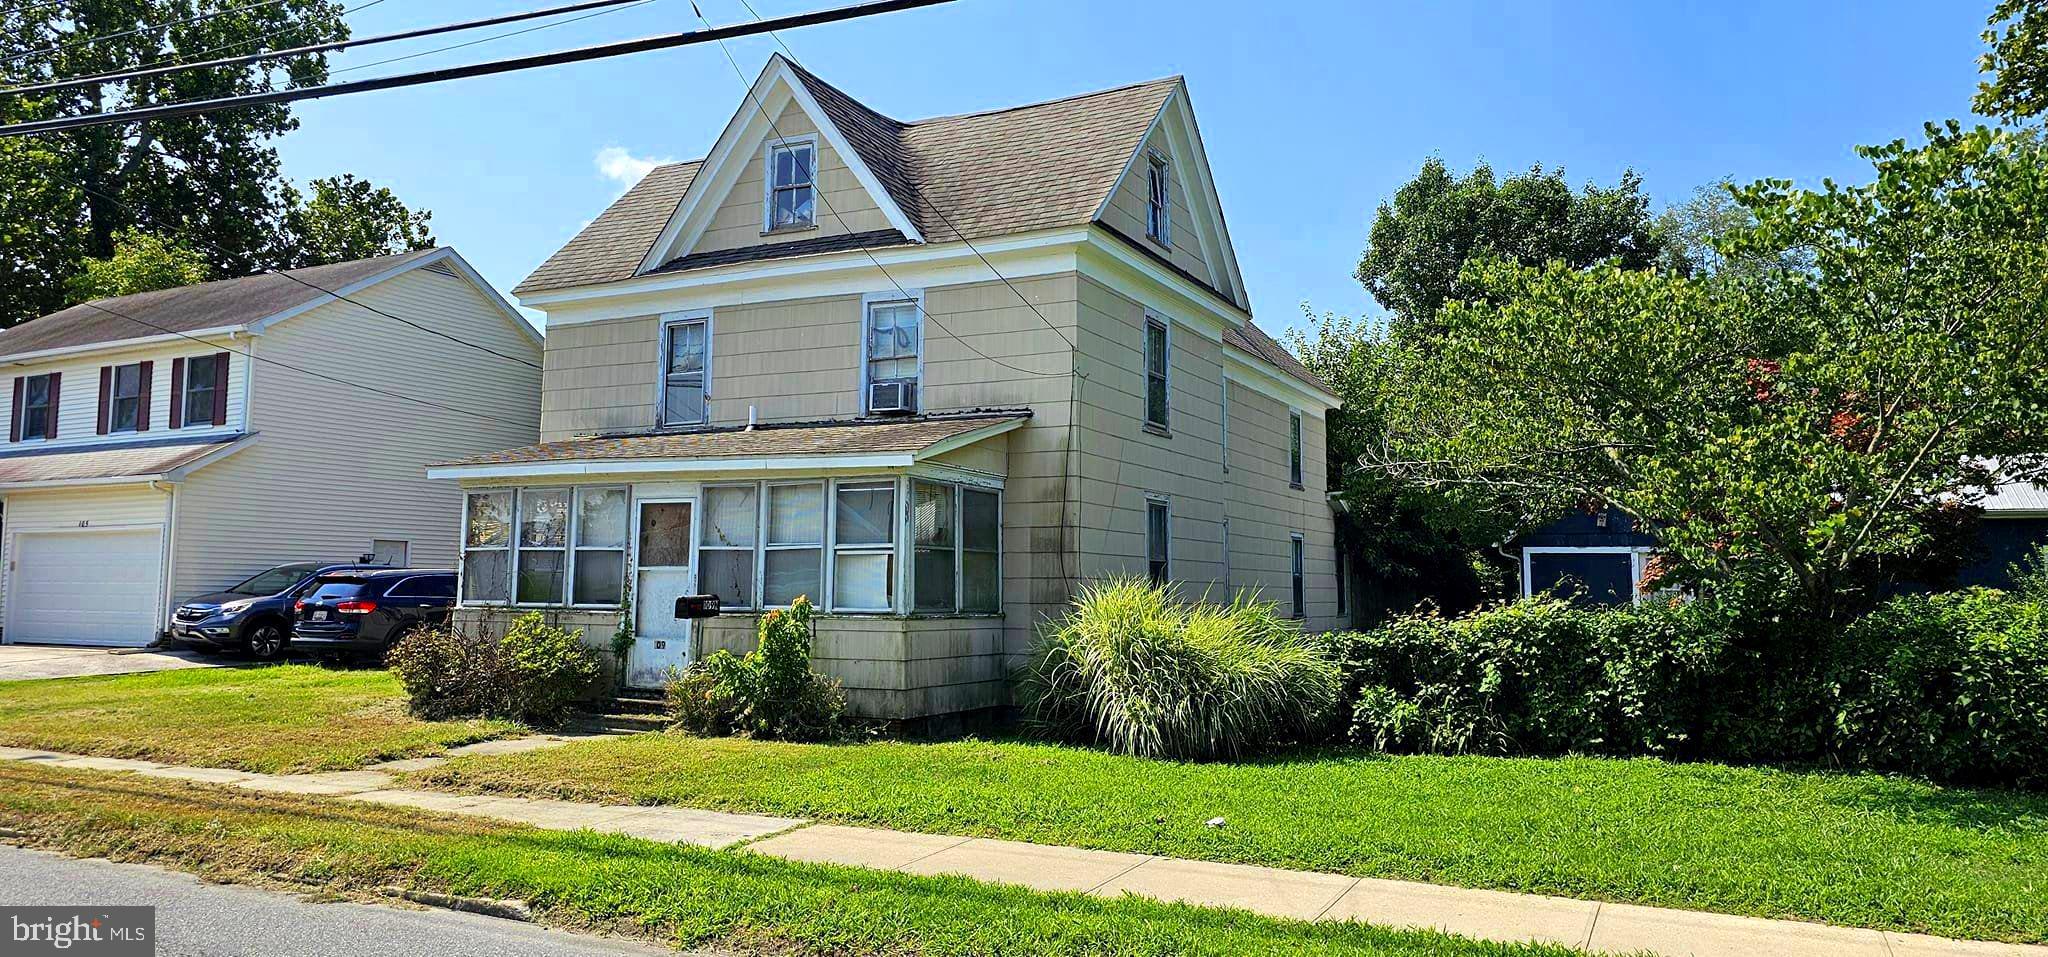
276;0;1995;336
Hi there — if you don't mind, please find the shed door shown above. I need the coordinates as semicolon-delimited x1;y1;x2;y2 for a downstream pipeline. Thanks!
1527;551;1636;607
9;528;163;646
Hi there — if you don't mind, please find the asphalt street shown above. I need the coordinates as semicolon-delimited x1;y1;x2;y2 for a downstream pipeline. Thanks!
0;844;697;956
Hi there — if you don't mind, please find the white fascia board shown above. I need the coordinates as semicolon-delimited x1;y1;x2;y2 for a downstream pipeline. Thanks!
0;325;249;367
428;452;916;482
1223;350;1340;413
161;433;261;482
1076;230;1243;338
775;60;923;244
910;417;1027;461
1091;85;1175;223
434;249;547;346
0;474;168;491
1163;88;1250;311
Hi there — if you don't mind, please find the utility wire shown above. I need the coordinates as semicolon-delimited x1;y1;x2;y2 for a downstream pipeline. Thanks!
2;0;290;68
323;0;660;80
268;267;543;370
0;0;956;137
75;299;537;429
688;1;1063;380
4;0;395;96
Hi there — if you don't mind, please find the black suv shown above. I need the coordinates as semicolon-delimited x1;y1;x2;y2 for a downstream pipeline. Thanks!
172;562;390;660
292;569;457;653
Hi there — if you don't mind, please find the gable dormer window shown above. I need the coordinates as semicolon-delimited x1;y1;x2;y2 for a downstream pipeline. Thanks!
1145;153;1171;245
767;140;816;231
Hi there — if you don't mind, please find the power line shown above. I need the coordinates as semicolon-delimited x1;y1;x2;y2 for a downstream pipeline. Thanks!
688;2;1063;381
268;267;542;370
323;0;660;80
2;0;290;68
75;299;537;429
3;0;396;96
0;0;957;138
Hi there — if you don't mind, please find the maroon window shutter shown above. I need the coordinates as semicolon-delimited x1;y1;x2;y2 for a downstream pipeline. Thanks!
168;358;185;429
96;366;111;435
211;352;228;426
8;377;20;443
135;361;153;431
46;372;59;438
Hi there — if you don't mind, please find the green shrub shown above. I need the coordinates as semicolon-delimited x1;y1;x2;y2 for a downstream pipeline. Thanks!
1830;588;2048;787
666;596;845;742
387;613;601;726
1021;578;1340;760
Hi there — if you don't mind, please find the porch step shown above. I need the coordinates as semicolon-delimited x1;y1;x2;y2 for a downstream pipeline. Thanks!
566;708;669;737
609;694;669;716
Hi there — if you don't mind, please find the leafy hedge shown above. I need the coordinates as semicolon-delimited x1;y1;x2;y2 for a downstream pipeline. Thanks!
388;612;601;725
667;596;845;742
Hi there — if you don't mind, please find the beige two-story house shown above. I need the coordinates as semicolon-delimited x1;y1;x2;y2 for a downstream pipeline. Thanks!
430;57;1342;717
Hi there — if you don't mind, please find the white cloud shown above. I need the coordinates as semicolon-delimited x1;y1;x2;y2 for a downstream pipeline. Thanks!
594;146;671;191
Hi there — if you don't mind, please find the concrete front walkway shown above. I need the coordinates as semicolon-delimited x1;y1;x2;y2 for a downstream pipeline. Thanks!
1;743;2041;957
0;643;218;681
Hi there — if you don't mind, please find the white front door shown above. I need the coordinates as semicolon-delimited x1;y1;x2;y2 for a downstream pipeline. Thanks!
8;528;163;647
628;499;695;689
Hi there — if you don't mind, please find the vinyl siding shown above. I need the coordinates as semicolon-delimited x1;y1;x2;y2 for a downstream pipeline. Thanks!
0;484;169;633
0;337;248;451
168;266;542;601
692;100;892;256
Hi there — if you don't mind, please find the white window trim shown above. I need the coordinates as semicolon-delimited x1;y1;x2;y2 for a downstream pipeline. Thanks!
1288;408;1305;489
860;289;924;415
108;362;145;434
656;310;712;428
180;353;220;429
959;484;1002;614
19;372;54;441
699;483;760;611
459;489;514;607
1143;312;1171;431
762;135;820;232
1519;546;1655;605
831;477;899;614
1145;493;1171;584
569;486;630;609
1146;152;1172;246
513;487;571;606
1290;532;1306;620
760;479;827;611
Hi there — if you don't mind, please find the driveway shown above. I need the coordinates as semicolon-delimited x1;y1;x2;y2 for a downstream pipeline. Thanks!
0;643;219;681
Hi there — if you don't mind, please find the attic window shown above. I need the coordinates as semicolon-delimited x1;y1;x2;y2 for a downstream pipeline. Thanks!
1145;153;1171;245
767;141;816;230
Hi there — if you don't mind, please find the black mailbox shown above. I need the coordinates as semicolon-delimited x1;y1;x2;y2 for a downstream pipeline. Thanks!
674;594;721;619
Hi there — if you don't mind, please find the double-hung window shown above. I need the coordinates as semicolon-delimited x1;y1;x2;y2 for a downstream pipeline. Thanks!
699;485;759;609
767;141;816;230
959;487;1000;612
864;298;920;414
515;488;569;604
1290;533;1306;619
461;491;513;603
18;373;55;440
1146;497;1170;585
763;482;824;607
108;362;145;433
1288;410;1304;488
572;487;628;605
833;481;896;611
1146;153;1171;244
661;316;708;426
911;480;955;611
1144;316;1170;430
182;354;220;426
912;480;1000;613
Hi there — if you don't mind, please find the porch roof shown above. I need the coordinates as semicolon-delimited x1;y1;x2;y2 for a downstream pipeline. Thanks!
0;433;253;490
427;413;1027;480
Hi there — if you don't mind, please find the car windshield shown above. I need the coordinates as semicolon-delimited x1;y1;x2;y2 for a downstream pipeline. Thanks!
227;563;324;596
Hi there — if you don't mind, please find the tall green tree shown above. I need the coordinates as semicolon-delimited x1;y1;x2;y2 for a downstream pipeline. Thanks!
280;174;436;267
1978;0;2047;121
1355;159;1679;333
64;228;209;302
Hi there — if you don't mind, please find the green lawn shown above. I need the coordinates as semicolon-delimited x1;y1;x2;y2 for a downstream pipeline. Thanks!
0;666;518;772
0;761;1575;957
408;733;2048;944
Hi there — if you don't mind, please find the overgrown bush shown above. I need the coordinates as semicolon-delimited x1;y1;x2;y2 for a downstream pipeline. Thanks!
388;613;601;725
1021;578;1340;760
666;596;845;742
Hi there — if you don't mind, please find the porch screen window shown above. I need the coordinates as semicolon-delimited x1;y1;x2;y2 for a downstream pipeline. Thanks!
662;318;707;425
515;488;569;604
1291;533;1306;619
763;482;824;606
699;485;758;609
572;487;628;606
912;480;954;611
1288;411;1304;487
19;374;54;440
461;491;512;603
1146;153;1171;244
961;488;1000;612
182;354;220;426
907;480;1001;614
864;300;920;413
833;481;896;611
1146;498;1170;585
768;142;815;229
1144;317;1169;429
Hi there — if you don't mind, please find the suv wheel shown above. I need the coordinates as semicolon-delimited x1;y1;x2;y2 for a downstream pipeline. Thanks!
243;620;288;661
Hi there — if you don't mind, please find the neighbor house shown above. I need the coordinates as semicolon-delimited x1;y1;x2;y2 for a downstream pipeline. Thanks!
0;248;541;647
427;57;1343;718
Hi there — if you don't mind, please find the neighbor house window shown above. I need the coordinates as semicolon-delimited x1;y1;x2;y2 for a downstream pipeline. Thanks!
834;480;897;612
179;353;222;427
103;361;148;433
1291;533;1306;619
1144;316;1169;429
461;491;512;603
515;487;569;604
699;484;759;609
16;373;56;441
572;487;628;606
767;140;816;230
864;298;920;414
1146;497;1170;585
763;482;824;607
661;316;708;426
1146;153;1171;244
1288;410;1304;488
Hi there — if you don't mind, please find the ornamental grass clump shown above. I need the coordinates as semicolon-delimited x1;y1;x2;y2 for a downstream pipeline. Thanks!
1023;578;1340;760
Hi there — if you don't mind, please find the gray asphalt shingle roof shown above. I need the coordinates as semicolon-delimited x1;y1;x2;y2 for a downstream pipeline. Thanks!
433;413;1028;468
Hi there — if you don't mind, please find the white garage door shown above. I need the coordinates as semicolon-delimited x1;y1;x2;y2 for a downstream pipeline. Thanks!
8;528;164;647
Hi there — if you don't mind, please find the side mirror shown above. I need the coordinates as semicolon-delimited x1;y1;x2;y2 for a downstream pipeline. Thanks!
674;595;721;619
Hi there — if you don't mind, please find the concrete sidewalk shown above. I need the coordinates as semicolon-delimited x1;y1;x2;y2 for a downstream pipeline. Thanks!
1;743;2041;957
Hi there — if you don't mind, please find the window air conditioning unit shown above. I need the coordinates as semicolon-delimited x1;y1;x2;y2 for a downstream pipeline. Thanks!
868;380;916;415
